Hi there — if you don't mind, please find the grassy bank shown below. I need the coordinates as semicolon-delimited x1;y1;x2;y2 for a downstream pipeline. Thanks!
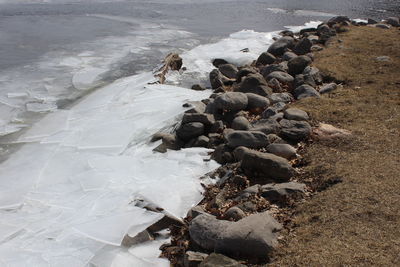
270;26;400;266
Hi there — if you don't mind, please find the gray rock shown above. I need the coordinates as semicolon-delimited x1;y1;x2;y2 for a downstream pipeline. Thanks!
199;253;246;267
190;212;281;260
256;52;276;66
293;84;320;99
232;146;250;161
236;74;272;97
282;51;298;61
279;119;312;142
319;83;338;94
225;130;269;149
375;24;391;29
192;135;210;148
232;175;248;187
224;206;246;221
185;251;209;267
243;184;261;195
209;69;224;89
212;144;234;164
260;182;306;202
284;108;309;121
267;134;286;144
267;36;295;56
269;93;293;104
209;120;224;133
182;113;215;125
235;67;258;83
212;58;229;67
147;214;184;233
327;16;350;26
241;150;295;182
386;17;399;27
246;93;270;111
267;77;283;93
191;84;206;91
185;101;207;114
367;18;378;24
231;116;250;131
261;102;286;120
288;55;312;75
252;118;281;135
303;66;323;85
261;64;287;77
266;143;297;159
294;74;316;88
266;71;294;84
177;122;205;141
187;206;208;219
311;45;324;52
375;56;391;62
152;133;183;152
218;64;239;79
294;37;313;55
214;92;248;112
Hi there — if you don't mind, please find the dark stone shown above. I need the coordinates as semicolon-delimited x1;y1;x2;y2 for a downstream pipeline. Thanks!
367;18;378;24
187;206;208;219
267;36;295;56
267;133;286;144
209;120;224;133
246;93;270;111
319;83;338;94
256;52;277;66
327;16;351;26
386;17;399;27
293;84;320;99
235;67;258;83
177;122;205;141
184;251;209;267
269;93;293;104
232;146;250;161
199;253;246;267
294;74;316;88
212;144;234;164
214;92;248;112
231;175;249;187
182;113;215;126
251;118;281;135
266;143;297;159
288;55;312;75
261;102;286;120
212;58;229;67
266;71;294;84
191;84;206;91
192;135;210;148
282;51;298;61
261;182;306;202
225;130;269;149
241;150;295;182
303;66;323;85
231;116;250;131
279;119;312;142
218;64;239;79
122;230;153;247
300;27;317;35
280;30;294;37
261;64;287;77
284;108;309;121
209;69;224;89
185;101;206;114
375;24;391;29
294;37;313;55
224;206;246;221
208;133;223;147
267;78;283;93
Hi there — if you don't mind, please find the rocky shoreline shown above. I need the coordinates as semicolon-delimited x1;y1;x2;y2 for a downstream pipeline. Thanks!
129;15;399;266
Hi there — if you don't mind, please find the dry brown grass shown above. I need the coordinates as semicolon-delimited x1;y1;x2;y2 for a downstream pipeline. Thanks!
269;26;400;267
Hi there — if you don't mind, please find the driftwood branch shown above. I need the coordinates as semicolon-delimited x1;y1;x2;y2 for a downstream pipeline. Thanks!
155;53;183;84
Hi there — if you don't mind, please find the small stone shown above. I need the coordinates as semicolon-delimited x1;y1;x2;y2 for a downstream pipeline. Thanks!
122;230;153;247
235;67;258;83
261;64;287;77
191;84;206;91
218;64;239;79
225;130;269;149
232;175;249;187
212;144;234;164
246;93;270;111
209;69;224;89
187;206;208;219
279;119;312;142
256;52;277;66
252;118;281;135
184;251;209;267
293;37;313;55
313;123;351;140
224;206;246;221
185;101;207;114
282;51;298;61
367;18;378;24
199;253;246;267
232;146;250;161
192;135;210;147
269;93;293;104
212;58;229;67
375;24;391;29
288;55;312;75
266;143;297;159
176;122;205;141
311;45;324;52
284;108;309;121
214;92;248;112
375;56;391;62
293;84;320;99
266;71;294;84
260;182;306;202
231;116;251;130
319;83;338;94
236;74;272;97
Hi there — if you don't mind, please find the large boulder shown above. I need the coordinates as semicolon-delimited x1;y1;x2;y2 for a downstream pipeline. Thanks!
246;93;270;111
241;150;295;181
218;64;239;79
236;73;272;97
283;108;309;121
189;212;282;260
266;71;294;84
288;55;312;75
267;36;295;56
182;113;215;125
266;143;297;159
176;122;205;141
225;130;269;148
214;92;248;112
293;84;320;99
293;37;313;55
199;253;245;267
256;52;276;66
279;119;311;142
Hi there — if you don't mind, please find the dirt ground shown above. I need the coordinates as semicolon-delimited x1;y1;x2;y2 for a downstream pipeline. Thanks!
269;26;400;266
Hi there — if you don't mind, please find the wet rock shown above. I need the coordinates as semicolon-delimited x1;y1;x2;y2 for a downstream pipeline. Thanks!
294;37;313;55
212;144;234;164
182;113;215;126
246;93;270;111
177;122;205;141
267;36;295;56
214;92;248;112
241;150;295;182
279;119;312;142
192;135;210;147
236;74;272;97
260;182;306;202
212;58;229;67
232;146;250;161
209;69;224;89
224;206;246;221
252;118;281;135
288;55;312;75
269;93;293;104
293;84;320;99
190;212;282;260
191;84;206;91
282;51;298;61
266;143;297;159
284;108;309;121
235;67;258;83
199;253;246;267
386;17;399;27
185;101;207;114
218;64;239;79
319;83;338;94
266;71;294;84
256;52;276;66
122;230;153;247
231;116;251;131
225;130;269;149
184;251;209;267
